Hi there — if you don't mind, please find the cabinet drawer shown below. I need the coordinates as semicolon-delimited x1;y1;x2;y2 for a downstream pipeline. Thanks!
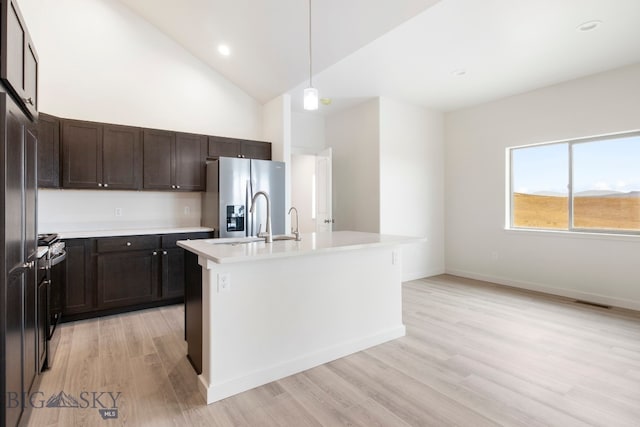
96;235;160;253
161;232;212;249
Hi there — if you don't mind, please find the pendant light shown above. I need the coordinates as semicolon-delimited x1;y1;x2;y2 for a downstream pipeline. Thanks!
303;0;319;110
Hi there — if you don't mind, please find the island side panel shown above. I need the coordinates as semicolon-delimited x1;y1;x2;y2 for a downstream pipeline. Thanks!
184;250;203;374
199;245;405;404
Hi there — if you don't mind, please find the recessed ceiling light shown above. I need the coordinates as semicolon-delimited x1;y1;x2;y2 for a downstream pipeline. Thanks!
452;69;467;77
577;20;602;32
218;44;231;56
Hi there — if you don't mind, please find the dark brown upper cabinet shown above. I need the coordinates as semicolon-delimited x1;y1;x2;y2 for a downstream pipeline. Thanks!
175;132;207;191
208;136;271;160
102;124;142;189
37;113;60;188
143;129;174;190
61;119;102;189
61;119;142;190
1;0;39;118
143;130;206;191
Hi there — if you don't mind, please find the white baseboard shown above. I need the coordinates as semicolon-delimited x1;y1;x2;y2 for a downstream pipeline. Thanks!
403;268;445;282
445;268;640;312
199;325;406;404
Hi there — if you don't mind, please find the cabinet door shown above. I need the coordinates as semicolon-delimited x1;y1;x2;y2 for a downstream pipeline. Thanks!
97;251;159;309
23;264;37;394
63;239;95;315
5;96;25;272
102;124;142;190
175;132;206;191
5;272;25;427
23;37;38;117
208;136;241;158
241;140;272;160
162;248;185;299
1;0;38;117
25;123;37;259
37;113;60;188
61;120;103;189
143;129;174;190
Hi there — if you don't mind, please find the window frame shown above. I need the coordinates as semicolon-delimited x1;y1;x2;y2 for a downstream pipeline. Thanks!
508;130;640;236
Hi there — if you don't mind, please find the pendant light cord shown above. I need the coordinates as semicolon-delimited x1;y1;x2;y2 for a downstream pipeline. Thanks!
308;0;313;87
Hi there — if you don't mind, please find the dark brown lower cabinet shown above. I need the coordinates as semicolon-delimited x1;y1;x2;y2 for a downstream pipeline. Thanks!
63;239;94;316
97;250;159;309
163;248;185;300
61;231;212;321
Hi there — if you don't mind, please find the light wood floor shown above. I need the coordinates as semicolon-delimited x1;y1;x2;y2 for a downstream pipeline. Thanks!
25;274;640;426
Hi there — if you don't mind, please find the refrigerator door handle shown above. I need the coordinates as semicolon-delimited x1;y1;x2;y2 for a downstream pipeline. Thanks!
246;179;253;237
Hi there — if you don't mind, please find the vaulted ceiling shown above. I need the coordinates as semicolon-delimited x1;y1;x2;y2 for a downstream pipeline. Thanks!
118;0;640;113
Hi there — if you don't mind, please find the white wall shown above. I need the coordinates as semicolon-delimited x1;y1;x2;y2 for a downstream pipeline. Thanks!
445;63;640;310
19;0;263;232
379;98;445;279
38;189;201;233
291;112;326;154
20;0;262;138
326;99;380;233
262;95;292;231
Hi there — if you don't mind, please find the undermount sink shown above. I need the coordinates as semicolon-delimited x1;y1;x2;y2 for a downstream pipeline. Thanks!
206;237;262;246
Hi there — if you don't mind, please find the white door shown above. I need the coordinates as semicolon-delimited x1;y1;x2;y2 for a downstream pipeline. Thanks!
315;147;333;232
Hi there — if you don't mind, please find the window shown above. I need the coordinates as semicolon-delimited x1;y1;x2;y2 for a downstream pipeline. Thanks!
509;131;640;234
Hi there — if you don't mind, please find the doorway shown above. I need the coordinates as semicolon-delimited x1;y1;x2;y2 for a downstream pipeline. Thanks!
291;148;333;233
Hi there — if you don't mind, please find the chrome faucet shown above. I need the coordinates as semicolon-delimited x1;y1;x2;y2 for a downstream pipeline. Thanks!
250;191;272;243
288;207;302;241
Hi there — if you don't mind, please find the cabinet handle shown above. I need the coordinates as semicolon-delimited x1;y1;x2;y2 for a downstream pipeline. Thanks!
171;185;176;189
23;97;34;105
104;183;108;188
98;183;103;187
176;185;180;189
126;242;132;246
163;251;167;255
153;251;157;256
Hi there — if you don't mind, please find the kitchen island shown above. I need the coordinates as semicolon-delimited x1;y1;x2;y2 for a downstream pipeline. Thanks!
178;231;417;404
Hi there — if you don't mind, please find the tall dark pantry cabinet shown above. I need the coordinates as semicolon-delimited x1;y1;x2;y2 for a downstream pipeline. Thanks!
0;0;39;426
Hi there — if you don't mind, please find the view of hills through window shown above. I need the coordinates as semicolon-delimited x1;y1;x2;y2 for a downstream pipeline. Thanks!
510;133;640;232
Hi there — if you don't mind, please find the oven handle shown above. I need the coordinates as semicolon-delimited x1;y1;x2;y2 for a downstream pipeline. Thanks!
49;250;67;267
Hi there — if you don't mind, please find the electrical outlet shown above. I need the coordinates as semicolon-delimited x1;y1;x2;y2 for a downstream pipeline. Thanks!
115;208;123;217
218;272;231;293
184;206;191;215
392;250;399;265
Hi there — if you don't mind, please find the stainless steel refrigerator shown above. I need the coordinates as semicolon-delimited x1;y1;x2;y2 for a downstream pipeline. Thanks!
202;157;286;237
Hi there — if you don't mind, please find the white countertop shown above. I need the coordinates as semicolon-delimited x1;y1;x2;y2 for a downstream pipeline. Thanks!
58;226;214;239
177;231;424;264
